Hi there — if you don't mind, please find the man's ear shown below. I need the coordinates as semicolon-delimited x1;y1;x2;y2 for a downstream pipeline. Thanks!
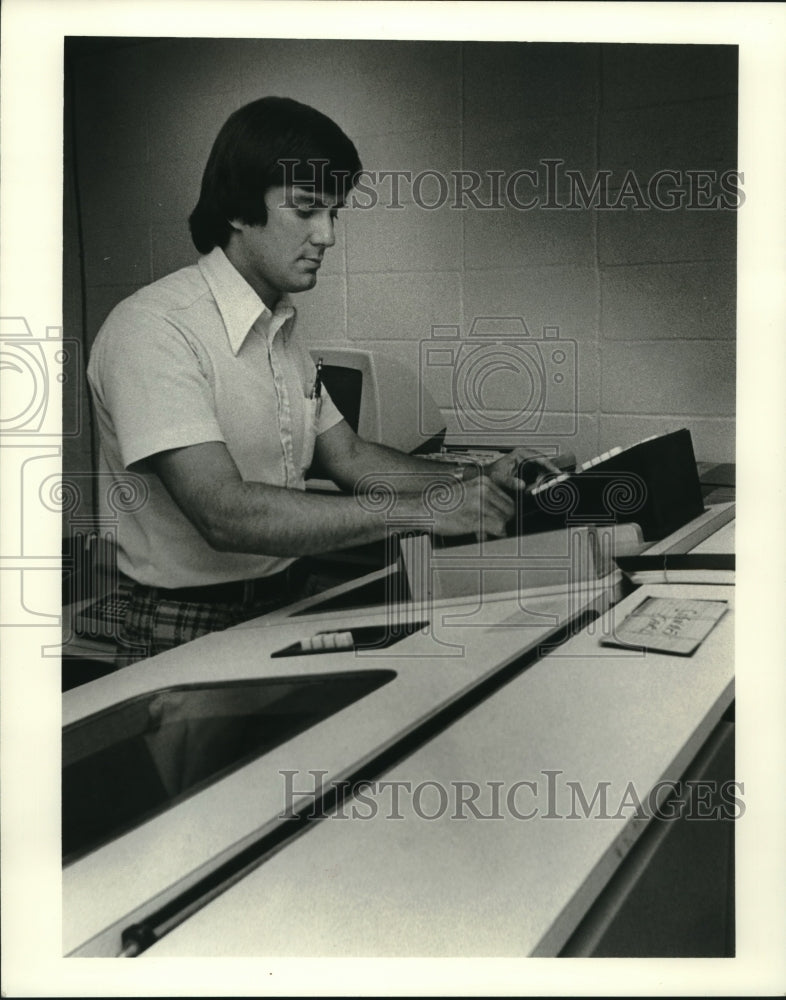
227;218;245;233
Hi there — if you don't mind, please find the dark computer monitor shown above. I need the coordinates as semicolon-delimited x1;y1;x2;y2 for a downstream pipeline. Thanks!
309;347;445;454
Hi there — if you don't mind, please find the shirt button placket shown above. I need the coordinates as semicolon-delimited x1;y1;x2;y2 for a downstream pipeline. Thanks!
269;332;296;488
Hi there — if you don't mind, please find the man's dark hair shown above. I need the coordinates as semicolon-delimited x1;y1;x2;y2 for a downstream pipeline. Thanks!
188;96;363;253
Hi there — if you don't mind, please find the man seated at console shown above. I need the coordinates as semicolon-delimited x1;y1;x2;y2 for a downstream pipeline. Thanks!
88;96;560;661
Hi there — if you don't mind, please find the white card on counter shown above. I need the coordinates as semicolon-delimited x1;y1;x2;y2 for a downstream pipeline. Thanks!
602;597;729;656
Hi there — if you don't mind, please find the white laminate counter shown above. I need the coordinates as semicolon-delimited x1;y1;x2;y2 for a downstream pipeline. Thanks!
145;583;734;957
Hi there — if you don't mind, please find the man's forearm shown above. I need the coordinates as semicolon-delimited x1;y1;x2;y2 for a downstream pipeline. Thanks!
150;438;516;558
326;438;473;493
205;478;427;556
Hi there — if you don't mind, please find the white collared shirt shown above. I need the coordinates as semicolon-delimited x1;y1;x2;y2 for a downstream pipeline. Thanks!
87;247;343;587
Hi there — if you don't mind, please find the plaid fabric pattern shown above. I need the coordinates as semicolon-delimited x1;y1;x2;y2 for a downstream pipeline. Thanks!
117;565;317;663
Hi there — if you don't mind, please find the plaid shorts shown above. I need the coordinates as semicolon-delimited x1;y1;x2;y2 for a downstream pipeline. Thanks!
117;562;317;664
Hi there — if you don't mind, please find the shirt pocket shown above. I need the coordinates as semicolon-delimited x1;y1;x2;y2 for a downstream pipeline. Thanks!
300;395;321;477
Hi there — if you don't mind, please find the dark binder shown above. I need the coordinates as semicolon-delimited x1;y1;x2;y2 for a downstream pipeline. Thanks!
512;428;705;542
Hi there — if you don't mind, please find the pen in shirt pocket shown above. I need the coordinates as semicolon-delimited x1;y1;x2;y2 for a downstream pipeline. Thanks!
310;357;323;399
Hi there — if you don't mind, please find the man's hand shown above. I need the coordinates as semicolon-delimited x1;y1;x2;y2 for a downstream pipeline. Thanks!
428;475;517;539
485;447;570;494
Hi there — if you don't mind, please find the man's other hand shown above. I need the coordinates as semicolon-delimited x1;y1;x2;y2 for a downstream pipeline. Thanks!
486;447;572;494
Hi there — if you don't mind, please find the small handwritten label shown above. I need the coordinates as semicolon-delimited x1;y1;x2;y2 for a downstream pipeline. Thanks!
603;597;728;656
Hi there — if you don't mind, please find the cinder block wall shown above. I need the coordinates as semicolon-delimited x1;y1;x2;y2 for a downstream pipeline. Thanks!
65;38;737;485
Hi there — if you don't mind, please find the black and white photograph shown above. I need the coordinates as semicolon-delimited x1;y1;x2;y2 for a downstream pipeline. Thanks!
1;1;784;996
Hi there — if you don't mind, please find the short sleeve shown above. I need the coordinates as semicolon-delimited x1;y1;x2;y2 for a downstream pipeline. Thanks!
88;301;225;469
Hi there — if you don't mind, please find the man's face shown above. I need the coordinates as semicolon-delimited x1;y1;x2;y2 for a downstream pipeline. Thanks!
227;185;340;306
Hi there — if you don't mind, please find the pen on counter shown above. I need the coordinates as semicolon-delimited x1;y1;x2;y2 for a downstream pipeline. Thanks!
311;357;323;399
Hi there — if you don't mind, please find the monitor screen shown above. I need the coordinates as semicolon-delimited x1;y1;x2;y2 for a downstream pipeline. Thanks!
309;347;445;454
320;364;363;434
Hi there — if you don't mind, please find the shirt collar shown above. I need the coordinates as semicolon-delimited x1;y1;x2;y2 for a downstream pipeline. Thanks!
198;246;295;355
